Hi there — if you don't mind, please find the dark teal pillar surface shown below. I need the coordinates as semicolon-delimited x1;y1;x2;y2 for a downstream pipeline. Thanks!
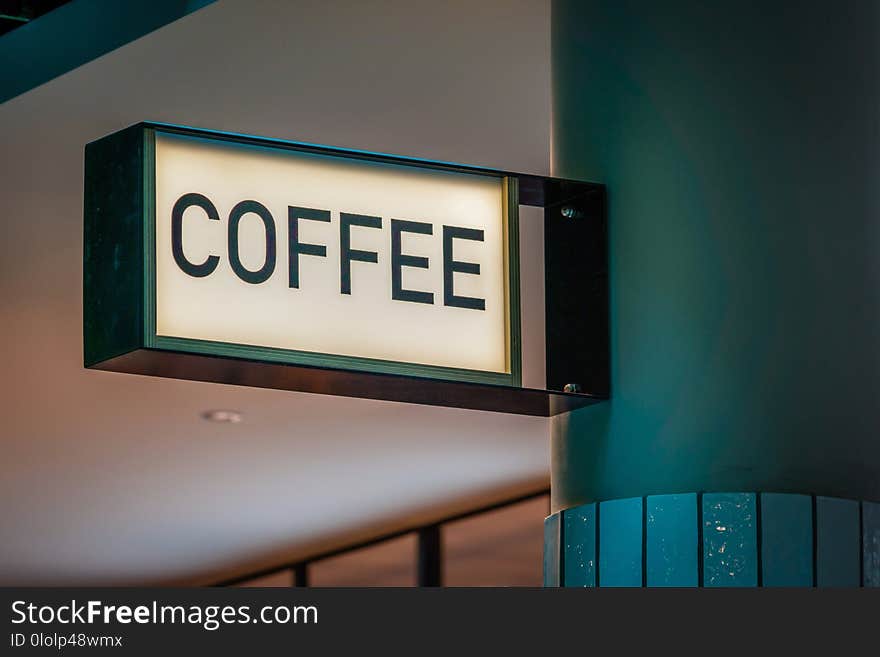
598;497;642;586
544;493;878;586
551;0;880;509
646;493;697;587
547;0;880;587
563;503;596;587
543;512;561;587
760;493;812;587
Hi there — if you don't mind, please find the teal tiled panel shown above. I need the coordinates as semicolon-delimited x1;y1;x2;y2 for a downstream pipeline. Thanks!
563;503;597;587
760;493;813;587
816;497;860;587
864;501;880;587
702;493;757;587
598;497;642;587
543;512;561;587
646;493;697;587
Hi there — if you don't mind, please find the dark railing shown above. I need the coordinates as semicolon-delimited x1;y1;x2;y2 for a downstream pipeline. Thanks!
215;487;550;587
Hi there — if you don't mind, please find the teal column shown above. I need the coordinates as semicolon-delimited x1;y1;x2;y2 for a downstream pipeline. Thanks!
548;0;880;587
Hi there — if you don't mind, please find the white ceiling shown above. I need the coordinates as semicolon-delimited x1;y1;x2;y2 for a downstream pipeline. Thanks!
0;0;551;585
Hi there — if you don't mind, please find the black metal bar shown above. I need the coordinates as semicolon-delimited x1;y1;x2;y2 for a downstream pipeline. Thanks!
417;526;442;587
293;563;308;588
544;188;609;398
214;487;549;586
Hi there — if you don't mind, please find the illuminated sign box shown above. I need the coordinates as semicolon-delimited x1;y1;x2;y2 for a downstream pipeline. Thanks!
84;123;608;415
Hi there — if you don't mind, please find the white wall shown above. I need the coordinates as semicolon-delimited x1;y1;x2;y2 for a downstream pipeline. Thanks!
0;0;550;584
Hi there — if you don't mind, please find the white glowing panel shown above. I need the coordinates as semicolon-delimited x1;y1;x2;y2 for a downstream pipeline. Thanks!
154;133;514;375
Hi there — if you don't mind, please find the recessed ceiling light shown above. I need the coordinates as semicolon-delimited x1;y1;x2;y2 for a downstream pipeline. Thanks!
201;409;243;424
